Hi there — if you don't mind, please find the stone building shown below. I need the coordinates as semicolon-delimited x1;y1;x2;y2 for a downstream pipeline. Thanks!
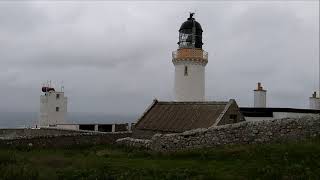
132;99;244;138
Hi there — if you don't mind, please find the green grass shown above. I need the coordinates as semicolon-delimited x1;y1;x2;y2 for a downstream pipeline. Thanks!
1;138;320;180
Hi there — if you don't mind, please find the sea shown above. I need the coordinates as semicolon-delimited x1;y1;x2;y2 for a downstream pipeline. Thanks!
0;112;138;128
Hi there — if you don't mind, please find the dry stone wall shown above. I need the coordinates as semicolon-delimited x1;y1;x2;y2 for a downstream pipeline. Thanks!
117;115;320;152
116;137;151;149
0;128;132;148
0;128;90;140
0;132;132;148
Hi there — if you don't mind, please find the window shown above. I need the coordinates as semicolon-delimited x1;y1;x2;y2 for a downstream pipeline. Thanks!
179;32;194;48
56;107;59;112
56;94;60;99
230;114;237;123
184;66;188;76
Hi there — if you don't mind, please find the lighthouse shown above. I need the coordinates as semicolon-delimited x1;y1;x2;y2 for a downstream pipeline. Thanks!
172;13;208;101
39;85;67;127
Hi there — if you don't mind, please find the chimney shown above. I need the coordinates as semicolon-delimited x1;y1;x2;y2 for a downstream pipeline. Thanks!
254;82;267;108
309;91;320;110
257;82;264;91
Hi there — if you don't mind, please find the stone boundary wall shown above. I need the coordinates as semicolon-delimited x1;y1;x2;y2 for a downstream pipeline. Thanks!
0;128;94;140
116;137;151;149
0;132;132;148
117;115;320;152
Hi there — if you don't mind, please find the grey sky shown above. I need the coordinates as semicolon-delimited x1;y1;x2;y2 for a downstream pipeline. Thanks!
0;1;318;115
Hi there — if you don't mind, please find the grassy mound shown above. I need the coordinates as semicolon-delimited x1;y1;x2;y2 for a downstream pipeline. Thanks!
0;138;320;180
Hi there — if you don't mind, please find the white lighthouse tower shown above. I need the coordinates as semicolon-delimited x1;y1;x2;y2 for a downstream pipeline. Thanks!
172;13;208;101
39;85;67;127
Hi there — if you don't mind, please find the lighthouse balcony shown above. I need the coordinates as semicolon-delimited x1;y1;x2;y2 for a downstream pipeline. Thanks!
172;49;208;63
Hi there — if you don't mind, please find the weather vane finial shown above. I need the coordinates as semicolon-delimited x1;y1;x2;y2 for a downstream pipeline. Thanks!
189;12;195;19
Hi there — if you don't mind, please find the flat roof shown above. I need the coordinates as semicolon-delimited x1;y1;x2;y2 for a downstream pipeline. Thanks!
55;123;129;125
240;107;320;117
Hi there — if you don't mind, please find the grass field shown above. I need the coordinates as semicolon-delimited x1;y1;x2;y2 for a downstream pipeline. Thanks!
0;138;320;180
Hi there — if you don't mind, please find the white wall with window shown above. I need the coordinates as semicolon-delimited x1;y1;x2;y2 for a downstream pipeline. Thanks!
174;61;205;101
39;91;67;127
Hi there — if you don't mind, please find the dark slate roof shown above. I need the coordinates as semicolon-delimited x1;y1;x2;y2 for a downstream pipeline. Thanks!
179;20;203;32
179;13;202;32
240;107;320;117
134;100;231;133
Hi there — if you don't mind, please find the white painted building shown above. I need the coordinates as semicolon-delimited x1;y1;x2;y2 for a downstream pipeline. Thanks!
254;82;267;108
309;91;320;110
240;107;320;122
39;86;67;127
173;13;208;101
240;83;320;121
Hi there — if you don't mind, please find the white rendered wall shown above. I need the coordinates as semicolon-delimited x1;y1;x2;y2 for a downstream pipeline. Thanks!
254;90;266;108
174;62;205;101
56;124;79;130
39;91;67;127
245;112;316;121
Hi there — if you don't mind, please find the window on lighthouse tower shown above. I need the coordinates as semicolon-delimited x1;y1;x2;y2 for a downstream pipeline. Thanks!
184;66;188;76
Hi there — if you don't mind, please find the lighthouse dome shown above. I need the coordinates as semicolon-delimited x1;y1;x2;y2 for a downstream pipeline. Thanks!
179;18;203;32
178;13;203;49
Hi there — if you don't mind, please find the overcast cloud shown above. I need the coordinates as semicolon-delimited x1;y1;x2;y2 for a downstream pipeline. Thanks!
0;1;318;115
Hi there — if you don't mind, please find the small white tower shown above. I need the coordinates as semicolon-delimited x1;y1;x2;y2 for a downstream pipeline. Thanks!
173;13;208;101
39;85;67;127
309;91;320;109
254;82;267;108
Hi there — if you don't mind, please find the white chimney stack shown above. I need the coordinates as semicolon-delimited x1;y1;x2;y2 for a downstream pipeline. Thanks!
254;82;267;108
309;52;320;110
309;91;320;110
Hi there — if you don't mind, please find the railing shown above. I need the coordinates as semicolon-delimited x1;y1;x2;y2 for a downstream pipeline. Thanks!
172;49;208;60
